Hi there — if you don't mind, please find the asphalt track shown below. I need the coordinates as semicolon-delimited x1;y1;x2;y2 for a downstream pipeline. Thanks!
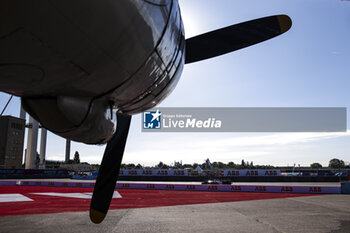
0;183;349;233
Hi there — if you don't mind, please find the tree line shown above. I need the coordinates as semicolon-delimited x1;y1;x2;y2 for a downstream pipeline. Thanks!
118;158;348;170
311;158;348;169
89;158;349;170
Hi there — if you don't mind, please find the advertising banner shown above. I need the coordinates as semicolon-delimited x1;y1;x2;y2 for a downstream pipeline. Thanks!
224;169;281;176
119;169;188;176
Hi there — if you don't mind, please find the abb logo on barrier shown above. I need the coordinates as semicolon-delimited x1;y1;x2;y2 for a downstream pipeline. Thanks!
208;185;218;190
142;170;152;175
281;186;293;192
255;186;266;191
122;184;130;188
157;170;168;175
246;170;258;176
166;185;175;189
173;170;185;176
309;187;322;193
231;186;242;191
146;184;155;189
128;170;138;175
226;171;240;176
265;170;278;176
186;185;196;190
120;169;187;176
224;169;281;177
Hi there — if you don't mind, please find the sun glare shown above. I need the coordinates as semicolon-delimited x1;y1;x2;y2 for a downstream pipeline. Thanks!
179;2;206;38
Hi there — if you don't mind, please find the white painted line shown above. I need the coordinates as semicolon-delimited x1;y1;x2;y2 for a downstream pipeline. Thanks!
30;191;122;199
0;194;33;203
82;192;122;199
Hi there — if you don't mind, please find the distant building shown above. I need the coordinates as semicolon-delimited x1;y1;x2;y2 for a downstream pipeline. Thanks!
45;160;93;171
44;160;62;169
0;116;25;169
59;163;93;171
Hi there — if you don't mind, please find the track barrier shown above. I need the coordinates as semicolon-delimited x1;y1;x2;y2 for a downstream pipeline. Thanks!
0;180;343;194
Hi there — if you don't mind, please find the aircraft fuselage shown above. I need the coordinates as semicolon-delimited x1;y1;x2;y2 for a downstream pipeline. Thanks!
0;0;185;143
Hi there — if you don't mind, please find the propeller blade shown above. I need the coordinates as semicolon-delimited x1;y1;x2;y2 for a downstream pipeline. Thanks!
185;15;292;64
90;114;131;224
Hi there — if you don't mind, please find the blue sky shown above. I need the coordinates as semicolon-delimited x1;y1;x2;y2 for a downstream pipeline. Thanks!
1;0;350;166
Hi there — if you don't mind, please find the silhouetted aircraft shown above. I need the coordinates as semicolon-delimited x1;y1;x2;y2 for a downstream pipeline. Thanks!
0;0;291;223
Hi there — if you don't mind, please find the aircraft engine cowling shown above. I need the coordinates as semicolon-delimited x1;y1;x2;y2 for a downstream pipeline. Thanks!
22;97;116;144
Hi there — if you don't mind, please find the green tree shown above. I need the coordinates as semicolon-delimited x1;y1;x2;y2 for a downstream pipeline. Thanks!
73;151;80;164
174;161;183;169
228;162;235;168
157;161;164;168
329;158;345;169
310;163;322;169
218;162;225;169
91;164;100;170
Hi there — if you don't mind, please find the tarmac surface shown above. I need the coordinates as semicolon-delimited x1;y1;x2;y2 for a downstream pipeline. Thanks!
0;193;349;233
